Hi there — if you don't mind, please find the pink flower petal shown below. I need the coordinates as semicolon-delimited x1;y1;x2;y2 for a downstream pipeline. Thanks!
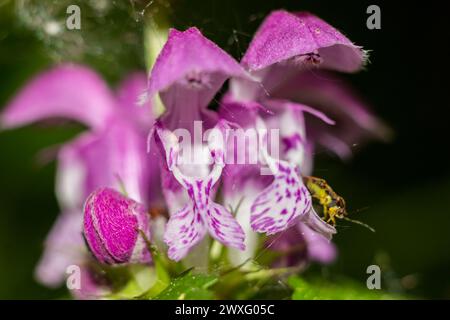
262;99;334;170
298;223;336;263
268;222;336;267
155;121;246;260
250;160;311;235
273;70;391;159
1;64;117;130
116;72;154;130
204;202;245;250
163;203;208;262
57;120;155;207
241;10;365;73
148;27;250;131
35;211;85;287
302;207;337;241
70;265;111;300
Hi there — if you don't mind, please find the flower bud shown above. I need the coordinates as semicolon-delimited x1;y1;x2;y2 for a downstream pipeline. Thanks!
83;187;152;264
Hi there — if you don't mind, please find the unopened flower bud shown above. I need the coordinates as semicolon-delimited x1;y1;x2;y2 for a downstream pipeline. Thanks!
83;188;152;265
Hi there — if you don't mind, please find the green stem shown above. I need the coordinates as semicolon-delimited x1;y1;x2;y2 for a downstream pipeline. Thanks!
136;229;171;299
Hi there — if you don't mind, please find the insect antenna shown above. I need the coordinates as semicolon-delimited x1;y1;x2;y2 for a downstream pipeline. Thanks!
341;216;375;233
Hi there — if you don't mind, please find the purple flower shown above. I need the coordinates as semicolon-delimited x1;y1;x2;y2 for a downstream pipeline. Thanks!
271;70;391;160
221;10;385;263
153;121;245;261
147;28;251;220
249;117;336;237
1;64;157;289
147;27;251;260
70;265;111;300
147;27;250;132
1;64;117;130
241;10;366;74
2;9;387;275
269;223;336;267
83;187;152;264
34;211;85;287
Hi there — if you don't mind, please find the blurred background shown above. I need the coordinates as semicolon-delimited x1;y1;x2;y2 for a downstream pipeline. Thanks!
0;0;449;299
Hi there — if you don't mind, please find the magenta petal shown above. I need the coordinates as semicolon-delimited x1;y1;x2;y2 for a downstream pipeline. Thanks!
219;97;272;196
241;10;365;73
148;27;250;130
71;265;110;300
164;177;245;260
301;207;336;241
262;99;334;169
35;211;85;287
219;95;263;128
83;188;152;265
58;120;155;207
1;64;117;130
298;223;336;264
88;120;154;205
250;161;311;235
268;222;336;267
160;166;189;214
204;202;246;250
55;134;95;210
156;120;246;260
163;204;208;261
273;70;391;158
116;72;154;130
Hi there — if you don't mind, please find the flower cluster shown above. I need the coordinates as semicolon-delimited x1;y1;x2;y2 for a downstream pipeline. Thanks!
1;10;386;298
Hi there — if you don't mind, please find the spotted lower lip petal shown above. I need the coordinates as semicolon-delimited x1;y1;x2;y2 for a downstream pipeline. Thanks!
250;159;312;235
249;118;312;235
154;121;246;261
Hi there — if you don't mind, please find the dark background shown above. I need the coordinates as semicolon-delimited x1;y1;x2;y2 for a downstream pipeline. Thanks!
0;0;449;298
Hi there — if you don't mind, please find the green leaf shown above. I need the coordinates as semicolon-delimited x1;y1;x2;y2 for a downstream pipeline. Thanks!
288;276;402;300
154;270;218;300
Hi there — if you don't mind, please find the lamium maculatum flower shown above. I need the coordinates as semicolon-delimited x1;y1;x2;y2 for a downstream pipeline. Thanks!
1;7;388;293
147;27;252;260
153;120;245;261
222;9;385;265
147;27;250;220
83;187;152;264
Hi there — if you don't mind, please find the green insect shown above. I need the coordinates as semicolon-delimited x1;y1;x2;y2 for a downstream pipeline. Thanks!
303;176;347;225
303;176;375;232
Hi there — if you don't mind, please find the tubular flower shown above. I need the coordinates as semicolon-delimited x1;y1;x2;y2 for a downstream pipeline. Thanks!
1;8;388;286
250;118;336;237
1;64;157;293
154;121;245;261
147;27;250;220
221;10;386;264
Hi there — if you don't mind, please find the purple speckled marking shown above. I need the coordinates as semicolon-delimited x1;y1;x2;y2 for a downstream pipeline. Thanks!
164;174;246;261
282;133;304;153
250;159;312;235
